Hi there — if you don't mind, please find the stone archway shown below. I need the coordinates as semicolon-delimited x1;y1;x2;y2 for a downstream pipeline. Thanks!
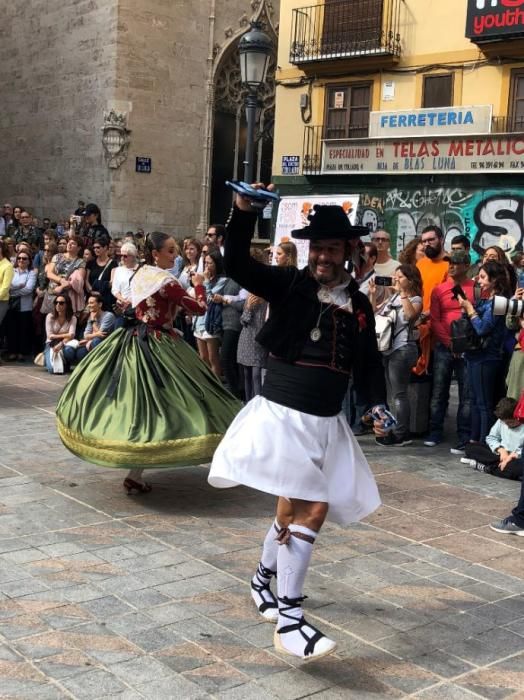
210;45;276;227
198;0;278;234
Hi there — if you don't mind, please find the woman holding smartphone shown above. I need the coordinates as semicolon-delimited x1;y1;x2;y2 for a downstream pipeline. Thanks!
369;265;423;447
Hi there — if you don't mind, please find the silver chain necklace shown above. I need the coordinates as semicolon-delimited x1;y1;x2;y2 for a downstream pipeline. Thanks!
310;302;334;342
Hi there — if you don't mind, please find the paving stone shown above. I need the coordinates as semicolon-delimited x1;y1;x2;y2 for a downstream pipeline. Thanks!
81;595;135;619
110;655;178;684
414;683;487;698
60;668;129;698
3;366;524;699
411;649;476;679
256;667;332;699
133;675;206;698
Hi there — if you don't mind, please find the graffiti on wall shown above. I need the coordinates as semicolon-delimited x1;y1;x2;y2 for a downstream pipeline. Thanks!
355;188;524;258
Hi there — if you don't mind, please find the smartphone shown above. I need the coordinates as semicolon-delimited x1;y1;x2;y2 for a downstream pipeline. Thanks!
451;284;467;300
375;276;393;286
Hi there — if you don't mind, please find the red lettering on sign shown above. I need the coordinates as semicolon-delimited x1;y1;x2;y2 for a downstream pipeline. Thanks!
473;7;524;34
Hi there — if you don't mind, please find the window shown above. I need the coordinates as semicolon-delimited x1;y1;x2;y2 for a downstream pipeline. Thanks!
422;74;454;109
322;0;384;54
324;83;372;139
509;69;524;131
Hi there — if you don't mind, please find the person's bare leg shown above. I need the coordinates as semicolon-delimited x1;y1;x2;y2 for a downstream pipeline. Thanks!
207;338;222;377
274;499;336;659
277;497;293;528
196;338;210;367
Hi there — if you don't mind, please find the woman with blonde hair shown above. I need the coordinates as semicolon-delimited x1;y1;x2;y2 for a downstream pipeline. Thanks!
274;240;298;267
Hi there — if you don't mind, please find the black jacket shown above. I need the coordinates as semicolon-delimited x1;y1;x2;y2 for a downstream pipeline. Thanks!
225;208;386;407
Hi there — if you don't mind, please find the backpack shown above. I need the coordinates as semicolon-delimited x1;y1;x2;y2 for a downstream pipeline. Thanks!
450;316;484;354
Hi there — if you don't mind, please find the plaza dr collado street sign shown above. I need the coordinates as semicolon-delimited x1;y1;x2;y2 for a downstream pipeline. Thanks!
466;0;524;42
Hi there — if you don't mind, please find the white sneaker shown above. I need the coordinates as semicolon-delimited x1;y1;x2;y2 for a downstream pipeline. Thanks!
460;457;476;466
423;439;438;447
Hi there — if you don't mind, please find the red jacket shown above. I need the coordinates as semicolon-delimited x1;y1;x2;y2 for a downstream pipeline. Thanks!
430;278;475;348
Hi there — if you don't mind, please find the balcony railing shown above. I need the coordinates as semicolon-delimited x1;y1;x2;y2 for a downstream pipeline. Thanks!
303;126;324;175
290;0;402;64
492;116;524;133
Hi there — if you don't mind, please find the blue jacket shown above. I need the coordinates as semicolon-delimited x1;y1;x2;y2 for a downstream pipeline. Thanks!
467;298;505;362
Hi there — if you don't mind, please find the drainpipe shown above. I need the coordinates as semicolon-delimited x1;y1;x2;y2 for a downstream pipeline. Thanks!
197;0;217;236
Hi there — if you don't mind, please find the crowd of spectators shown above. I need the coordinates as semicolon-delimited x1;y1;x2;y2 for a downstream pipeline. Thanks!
353;224;524;488
2;197;524;489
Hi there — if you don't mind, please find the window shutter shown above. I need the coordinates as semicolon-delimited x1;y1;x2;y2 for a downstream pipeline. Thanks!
322;0;384;54
509;71;524;131
423;75;453;109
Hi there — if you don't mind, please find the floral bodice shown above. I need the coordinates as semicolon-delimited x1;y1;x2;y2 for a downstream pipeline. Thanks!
135;279;205;327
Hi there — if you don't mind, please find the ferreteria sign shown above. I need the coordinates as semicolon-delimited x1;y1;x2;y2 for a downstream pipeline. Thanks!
369;106;492;138
466;0;524;42
321;134;524;175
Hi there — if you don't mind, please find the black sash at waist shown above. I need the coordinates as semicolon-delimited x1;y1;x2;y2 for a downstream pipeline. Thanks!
261;356;349;417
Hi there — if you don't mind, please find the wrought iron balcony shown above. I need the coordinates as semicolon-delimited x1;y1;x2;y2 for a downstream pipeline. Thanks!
491;116;524;133
290;0;402;65
303;126;324;175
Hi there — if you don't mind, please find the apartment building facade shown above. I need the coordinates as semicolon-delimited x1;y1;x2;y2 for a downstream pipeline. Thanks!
272;0;524;256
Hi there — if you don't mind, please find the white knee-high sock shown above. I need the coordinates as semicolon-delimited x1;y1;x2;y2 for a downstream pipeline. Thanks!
277;523;317;627
260;518;282;574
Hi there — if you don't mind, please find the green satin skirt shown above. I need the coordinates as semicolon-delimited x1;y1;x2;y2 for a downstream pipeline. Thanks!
55;328;241;469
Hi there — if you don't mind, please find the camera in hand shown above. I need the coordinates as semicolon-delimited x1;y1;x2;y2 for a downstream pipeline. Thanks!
451;284;467;300
375;276;393;286
493;296;524;317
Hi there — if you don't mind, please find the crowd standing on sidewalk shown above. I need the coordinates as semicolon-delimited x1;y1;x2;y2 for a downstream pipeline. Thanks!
1;192;523;541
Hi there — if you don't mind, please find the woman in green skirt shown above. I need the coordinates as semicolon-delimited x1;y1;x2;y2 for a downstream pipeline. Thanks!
56;232;241;493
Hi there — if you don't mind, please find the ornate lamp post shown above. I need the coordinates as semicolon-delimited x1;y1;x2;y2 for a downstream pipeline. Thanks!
238;21;273;183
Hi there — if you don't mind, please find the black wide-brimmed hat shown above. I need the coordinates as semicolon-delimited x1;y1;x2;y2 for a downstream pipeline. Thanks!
291;205;368;240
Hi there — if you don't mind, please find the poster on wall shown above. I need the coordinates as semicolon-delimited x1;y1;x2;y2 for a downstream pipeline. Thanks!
274;195;360;268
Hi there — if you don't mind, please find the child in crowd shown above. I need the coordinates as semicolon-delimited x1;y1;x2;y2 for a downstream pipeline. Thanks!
462;397;524;480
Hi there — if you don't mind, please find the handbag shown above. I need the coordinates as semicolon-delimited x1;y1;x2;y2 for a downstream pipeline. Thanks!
91;259;113;294
51;349;64;374
375;295;399;352
33;352;45;367
40;289;55;315
450;315;485;354
8;296;21;313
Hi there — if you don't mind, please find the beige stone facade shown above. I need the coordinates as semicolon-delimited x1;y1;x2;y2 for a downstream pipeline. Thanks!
0;0;278;236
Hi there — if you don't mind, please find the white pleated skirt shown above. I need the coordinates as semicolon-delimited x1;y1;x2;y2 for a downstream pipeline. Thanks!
208;396;381;525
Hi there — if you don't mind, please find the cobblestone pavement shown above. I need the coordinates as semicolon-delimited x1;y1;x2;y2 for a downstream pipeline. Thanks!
0;366;523;699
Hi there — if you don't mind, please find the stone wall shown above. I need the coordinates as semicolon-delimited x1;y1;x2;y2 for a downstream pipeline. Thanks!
108;0;212;235
0;0;279;235
0;0;118;222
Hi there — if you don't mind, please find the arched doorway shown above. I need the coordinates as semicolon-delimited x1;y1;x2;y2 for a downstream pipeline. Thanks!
210;42;276;231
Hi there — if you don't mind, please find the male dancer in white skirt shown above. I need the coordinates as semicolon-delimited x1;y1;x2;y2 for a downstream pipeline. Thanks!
209;188;387;660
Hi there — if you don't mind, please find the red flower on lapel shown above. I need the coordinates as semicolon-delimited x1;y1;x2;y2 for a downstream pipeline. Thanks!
356;309;367;331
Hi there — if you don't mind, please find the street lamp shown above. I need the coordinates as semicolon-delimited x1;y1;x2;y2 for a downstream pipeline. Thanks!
238;21;273;183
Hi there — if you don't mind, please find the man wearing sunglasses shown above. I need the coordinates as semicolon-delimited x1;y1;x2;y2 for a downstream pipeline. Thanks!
371;229;399;278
